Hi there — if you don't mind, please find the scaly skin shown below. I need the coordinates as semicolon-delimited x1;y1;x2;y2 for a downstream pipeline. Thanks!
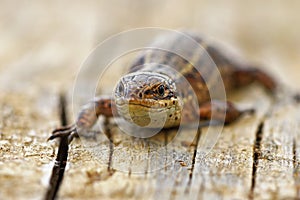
49;32;276;140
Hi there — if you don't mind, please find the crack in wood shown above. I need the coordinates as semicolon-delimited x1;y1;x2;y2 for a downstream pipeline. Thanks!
184;128;202;194
167;130;184;200
293;138;300;198
164;131;168;172
145;140;150;177
128;137;133;178
44;94;70;200
249;121;264;199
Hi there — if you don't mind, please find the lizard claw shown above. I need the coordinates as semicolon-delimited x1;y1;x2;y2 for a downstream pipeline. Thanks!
48;124;77;141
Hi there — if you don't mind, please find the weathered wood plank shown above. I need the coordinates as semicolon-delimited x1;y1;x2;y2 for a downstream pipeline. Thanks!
0;2;99;199
0;92;59;199
57;118;196;199
294;109;300;198
253;94;300;199
185;86;272;200
55;85;273;200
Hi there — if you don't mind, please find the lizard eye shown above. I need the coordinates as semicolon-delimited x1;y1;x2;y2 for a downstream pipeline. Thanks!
158;85;165;96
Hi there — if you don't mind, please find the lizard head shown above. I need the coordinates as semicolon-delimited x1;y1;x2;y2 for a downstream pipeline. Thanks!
113;71;182;128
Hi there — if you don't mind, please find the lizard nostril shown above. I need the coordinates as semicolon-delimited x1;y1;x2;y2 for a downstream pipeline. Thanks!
144;90;150;95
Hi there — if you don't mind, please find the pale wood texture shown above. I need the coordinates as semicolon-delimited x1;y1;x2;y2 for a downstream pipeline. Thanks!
1;1;300;200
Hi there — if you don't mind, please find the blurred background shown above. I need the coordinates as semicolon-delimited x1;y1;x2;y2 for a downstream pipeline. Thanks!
1;0;300;93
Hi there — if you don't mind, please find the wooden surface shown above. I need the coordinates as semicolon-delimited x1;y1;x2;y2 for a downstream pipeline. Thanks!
1;1;300;200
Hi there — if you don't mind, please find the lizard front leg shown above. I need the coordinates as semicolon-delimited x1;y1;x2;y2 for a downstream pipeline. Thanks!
199;100;254;125
48;97;115;140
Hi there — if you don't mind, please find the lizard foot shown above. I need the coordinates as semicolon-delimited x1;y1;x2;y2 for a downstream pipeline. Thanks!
48;124;77;141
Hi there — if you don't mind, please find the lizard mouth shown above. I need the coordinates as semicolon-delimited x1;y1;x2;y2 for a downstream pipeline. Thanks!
114;98;180;128
115;98;178;110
